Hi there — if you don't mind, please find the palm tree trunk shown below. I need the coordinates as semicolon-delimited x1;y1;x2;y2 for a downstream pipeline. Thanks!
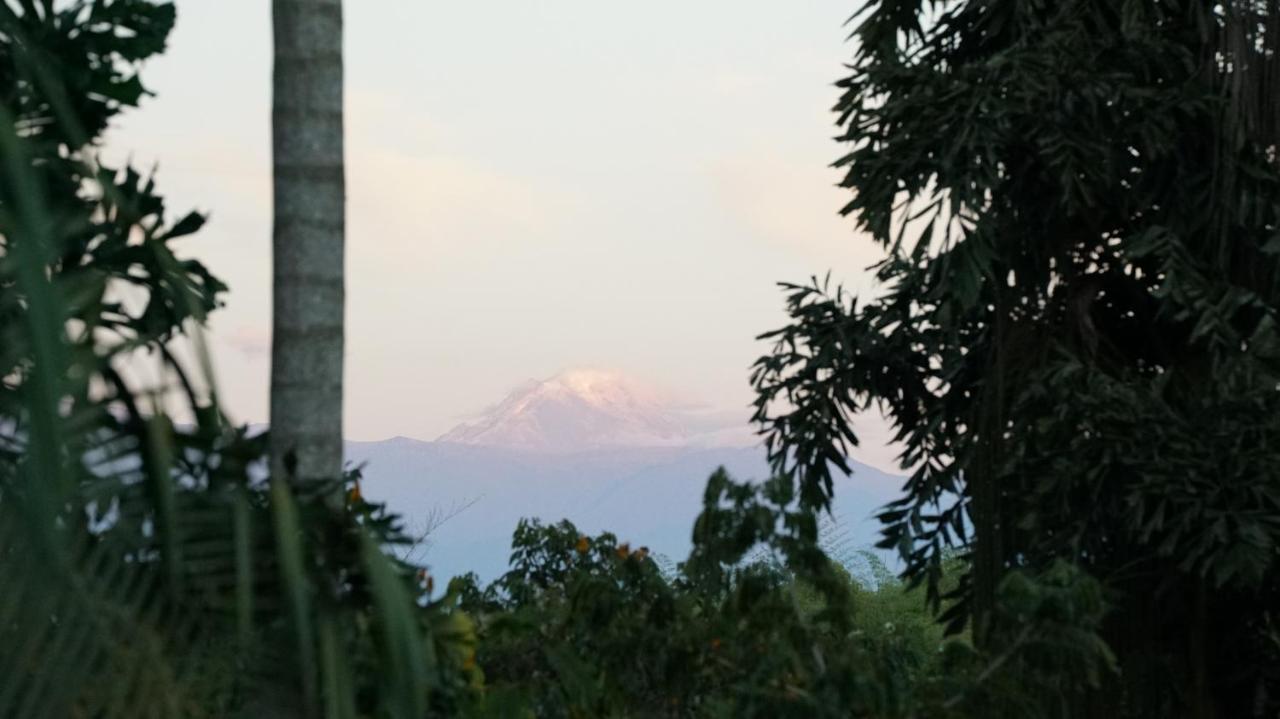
270;0;345;485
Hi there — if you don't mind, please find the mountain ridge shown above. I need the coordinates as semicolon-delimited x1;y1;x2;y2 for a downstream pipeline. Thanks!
347;436;901;582
438;368;749;452
342;370;903;581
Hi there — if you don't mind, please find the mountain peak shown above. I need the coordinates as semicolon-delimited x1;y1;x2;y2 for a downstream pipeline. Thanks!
438;369;687;452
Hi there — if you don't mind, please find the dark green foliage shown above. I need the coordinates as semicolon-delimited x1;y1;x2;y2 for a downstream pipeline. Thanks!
459;469;1116;718
0;3;477;716
9;1;1275;716
751;0;1280;715
460;470;929;718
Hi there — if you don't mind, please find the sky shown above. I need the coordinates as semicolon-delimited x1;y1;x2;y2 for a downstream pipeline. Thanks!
106;0;893;459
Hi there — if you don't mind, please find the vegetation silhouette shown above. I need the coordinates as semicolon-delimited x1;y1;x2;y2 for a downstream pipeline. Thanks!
2;0;1279;717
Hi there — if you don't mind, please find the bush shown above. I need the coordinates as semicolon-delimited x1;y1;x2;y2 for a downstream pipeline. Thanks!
457;470;1011;718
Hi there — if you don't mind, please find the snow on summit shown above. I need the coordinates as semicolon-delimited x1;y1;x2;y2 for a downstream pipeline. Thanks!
438;369;691;452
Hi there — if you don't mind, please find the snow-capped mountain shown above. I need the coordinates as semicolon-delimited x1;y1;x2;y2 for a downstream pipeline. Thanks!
439;369;695;451
341;368;906;583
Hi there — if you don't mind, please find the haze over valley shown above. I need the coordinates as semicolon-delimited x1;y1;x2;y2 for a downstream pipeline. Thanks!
349;369;902;581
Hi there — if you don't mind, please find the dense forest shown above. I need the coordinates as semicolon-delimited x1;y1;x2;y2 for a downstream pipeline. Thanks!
2;0;1278;717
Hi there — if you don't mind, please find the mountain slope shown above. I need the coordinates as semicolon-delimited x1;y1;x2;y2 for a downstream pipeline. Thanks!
438;369;690;451
347;438;902;582
355;369;904;582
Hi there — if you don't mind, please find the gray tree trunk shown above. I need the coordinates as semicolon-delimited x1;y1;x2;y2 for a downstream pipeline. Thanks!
270;0;345;485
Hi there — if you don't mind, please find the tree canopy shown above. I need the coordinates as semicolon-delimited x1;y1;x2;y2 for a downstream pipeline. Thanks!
752;1;1280;715
4;0;1280;716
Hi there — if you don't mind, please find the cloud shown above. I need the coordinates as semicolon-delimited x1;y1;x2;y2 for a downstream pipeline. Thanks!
709;151;885;287
223;325;270;358
344;90;579;269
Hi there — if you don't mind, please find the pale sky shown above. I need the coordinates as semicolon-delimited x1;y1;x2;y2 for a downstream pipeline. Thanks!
106;1;890;453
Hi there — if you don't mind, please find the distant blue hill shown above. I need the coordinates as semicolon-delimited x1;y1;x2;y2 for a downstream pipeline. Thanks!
346;438;904;583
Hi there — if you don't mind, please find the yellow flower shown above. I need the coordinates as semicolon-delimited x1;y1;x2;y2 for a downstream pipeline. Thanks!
575;536;589;554
347;483;362;504
615;542;631;559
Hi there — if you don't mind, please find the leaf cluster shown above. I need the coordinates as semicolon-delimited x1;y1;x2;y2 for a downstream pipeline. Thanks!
752;0;1280;713
0;4;479;716
458;469;1112;718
